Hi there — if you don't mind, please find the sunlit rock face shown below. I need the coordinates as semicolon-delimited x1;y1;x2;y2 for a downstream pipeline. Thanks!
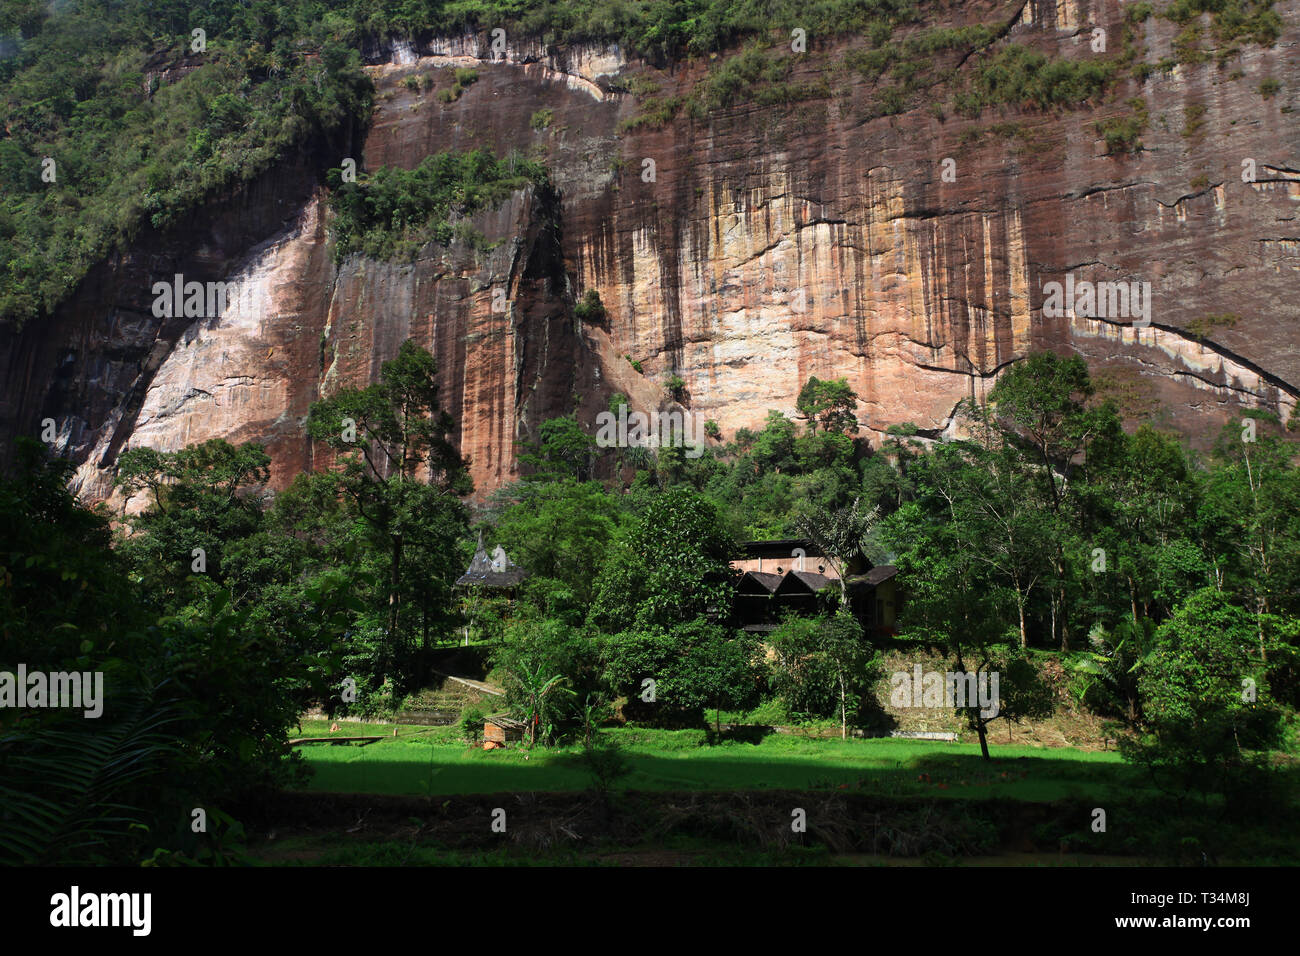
2;0;1297;505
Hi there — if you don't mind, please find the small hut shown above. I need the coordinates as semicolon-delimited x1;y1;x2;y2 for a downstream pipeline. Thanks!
482;713;527;749
734;570;783;632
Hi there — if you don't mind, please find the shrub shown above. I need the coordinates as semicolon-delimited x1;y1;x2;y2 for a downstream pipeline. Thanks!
617;94;685;131
580;730;632;794
1096;98;1149;155
574;289;606;324
437;68;479;103
696;44;829;112
1120;589;1284;806
491;619;601;742
458;703;488;745
768;613;876;731
329;149;549;262
600;619;763;728
1125;2;1154;24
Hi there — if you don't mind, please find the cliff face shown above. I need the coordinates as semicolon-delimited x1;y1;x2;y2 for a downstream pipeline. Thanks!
3;0;1298;505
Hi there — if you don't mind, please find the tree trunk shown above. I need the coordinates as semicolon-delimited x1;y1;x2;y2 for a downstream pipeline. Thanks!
839;672;847;741
975;718;990;760
388;533;403;669
1017;598;1028;649
1256;595;1269;663
1057;580;1069;652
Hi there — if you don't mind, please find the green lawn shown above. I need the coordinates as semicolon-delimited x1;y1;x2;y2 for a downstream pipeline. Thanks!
292;720;1138;802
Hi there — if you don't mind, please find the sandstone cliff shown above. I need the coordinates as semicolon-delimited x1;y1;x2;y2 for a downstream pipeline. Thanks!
2;0;1297;505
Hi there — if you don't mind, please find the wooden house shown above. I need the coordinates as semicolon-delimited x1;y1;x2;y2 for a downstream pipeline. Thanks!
482;713;527;749
729;538;897;638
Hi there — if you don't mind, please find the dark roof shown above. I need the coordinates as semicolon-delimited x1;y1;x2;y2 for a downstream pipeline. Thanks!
456;540;529;588
844;566;898;594
776;570;834;594
866;565;897;585
736;538;825;559
484;714;528;730
737;570;783;594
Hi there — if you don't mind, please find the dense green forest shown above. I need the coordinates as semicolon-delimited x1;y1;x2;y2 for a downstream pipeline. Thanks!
3;342;1297;862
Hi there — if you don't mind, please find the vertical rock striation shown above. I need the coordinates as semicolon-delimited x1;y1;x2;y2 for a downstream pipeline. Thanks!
2;0;1298;504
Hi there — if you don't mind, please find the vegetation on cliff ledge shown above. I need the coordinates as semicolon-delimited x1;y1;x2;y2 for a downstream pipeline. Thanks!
0;1;372;327
327;149;550;262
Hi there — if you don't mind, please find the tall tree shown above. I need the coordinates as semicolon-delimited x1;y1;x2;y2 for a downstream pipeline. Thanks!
518;415;600;482
1081;423;1203;627
307;340;470;684
1201;412;1300;660
920;414;1054;649
492;478;621;619
989;353;1111;649
588;487;734;631
114;439;271;609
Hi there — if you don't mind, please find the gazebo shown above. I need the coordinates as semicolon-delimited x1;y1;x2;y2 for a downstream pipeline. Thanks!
454;532;528;644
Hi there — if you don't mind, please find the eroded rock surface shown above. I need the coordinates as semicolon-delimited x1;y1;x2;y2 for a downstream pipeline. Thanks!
2;0;1297;505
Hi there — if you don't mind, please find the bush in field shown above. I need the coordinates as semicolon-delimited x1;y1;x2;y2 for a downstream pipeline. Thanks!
600;618;762;728
768;612;876;737
491;619;600;743
458;703;488;745
1120;588;1285;811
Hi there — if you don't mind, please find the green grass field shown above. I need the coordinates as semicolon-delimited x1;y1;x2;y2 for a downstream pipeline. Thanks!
291;720;1139;802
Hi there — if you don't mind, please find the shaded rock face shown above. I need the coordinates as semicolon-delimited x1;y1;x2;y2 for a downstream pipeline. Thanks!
3;0;1299;506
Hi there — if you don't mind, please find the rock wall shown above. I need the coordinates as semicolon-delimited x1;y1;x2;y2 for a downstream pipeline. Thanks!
3;0;1298;506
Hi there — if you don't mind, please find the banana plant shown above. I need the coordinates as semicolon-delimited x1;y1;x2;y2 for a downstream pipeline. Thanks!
509;663;575;747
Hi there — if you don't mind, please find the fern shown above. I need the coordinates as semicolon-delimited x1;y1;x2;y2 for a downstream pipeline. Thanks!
0;690;180;865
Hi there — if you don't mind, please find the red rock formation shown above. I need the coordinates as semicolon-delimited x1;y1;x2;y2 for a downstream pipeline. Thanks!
2;0;1297;505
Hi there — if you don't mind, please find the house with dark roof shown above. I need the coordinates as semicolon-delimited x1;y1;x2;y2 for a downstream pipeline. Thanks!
730;538;897;637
